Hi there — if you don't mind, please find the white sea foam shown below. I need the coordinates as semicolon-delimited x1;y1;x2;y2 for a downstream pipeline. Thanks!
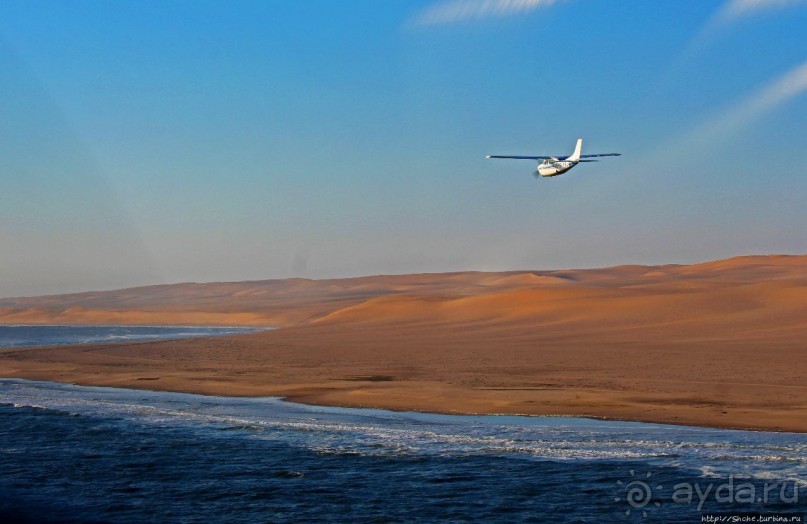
1;378;805;482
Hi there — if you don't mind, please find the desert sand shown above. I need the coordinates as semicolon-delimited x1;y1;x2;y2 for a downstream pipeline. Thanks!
1;254;806;432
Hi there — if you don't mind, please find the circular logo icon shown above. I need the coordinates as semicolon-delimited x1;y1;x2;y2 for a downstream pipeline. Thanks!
615;470;662;518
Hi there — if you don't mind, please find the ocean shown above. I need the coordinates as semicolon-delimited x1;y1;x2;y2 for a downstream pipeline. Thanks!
0;325;265;348
0;327;804;523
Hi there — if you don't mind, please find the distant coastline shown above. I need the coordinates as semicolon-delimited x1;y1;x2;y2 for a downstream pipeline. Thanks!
0;325;266;349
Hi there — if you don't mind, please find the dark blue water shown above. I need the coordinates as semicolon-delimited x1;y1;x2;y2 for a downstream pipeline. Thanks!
0;325;265;348
1;381;804;523
0;327;804;522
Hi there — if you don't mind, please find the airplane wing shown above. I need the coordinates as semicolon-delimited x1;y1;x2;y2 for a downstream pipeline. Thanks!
485;155;555;160
579;153;621;158
487;153;620;160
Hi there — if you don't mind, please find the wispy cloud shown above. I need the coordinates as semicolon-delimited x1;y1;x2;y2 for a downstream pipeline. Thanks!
610;58;807;201
412;0;563;27
691;59;807;139
654;0;806;97
693;0;806;48
716;0;807;24
642;59;807;167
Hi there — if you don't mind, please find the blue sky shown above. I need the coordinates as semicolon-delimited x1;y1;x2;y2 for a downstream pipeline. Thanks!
1;0;806;296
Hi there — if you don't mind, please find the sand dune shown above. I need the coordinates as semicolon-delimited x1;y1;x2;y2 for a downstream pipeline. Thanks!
1;254;806;431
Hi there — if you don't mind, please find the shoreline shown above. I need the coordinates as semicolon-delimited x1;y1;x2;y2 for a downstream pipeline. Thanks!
2;320;806;433
1;348;805;434
0;323;272;329
2;376;802;435
2;325;806;434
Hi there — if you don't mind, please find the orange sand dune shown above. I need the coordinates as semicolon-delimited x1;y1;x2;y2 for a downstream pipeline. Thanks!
1;254;806;432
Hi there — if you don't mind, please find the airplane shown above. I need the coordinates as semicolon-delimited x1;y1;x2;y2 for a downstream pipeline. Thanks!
486;138;620;178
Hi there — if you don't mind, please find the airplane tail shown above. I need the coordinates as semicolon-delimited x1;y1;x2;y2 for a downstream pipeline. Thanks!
566;138;582;162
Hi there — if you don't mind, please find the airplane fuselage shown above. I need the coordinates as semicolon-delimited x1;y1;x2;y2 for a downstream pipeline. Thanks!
537;160;576;177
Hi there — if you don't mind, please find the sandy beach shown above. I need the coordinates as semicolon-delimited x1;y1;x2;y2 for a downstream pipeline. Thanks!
1;254;806;432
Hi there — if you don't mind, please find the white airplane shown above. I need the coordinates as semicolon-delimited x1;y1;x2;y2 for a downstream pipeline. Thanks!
486;138;620;178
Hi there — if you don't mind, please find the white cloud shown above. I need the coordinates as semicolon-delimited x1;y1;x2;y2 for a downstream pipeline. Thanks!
638;59;807;171
412;0;563;27
717;0;807;23
687;59;807;141
693;0;807;42
655;0;806;95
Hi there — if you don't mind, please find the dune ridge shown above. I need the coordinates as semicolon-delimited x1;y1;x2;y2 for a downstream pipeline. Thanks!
1;254;806;432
